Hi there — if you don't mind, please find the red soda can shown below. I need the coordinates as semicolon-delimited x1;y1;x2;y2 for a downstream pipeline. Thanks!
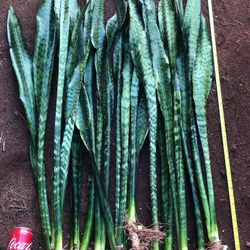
7;227;33;250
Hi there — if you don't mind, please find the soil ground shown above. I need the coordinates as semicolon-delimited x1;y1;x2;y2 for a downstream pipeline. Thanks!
0;0;249;249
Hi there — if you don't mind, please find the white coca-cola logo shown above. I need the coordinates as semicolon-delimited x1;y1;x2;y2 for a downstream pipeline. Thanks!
8;238;32;250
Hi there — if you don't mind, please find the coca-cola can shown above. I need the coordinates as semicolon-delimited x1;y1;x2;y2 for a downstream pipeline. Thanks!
7;227;33;250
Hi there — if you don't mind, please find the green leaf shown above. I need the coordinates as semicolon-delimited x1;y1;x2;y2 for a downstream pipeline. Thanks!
69;0;80;26
7;7;36;143
76;84;95;153
128;69;139;221
90;1;107;249
175;50;206;249
128;0;159;239
80;175;95;250
158;0;178;69
70;131;83;249
33;0;56;248
66;3;90;84
55;0;79;24
106;14;119;51
173;72;188;250
34;0;56;113
81;1;94;55
60;46;91;208
183;0;201;78
113;33;123;230
158;0;186;245
81;3;95;117
91;0;105;94
193;17;213;108
136;93;148;153
116;40;132;246
114;0;127;27
193;17;218;241
54;0;61;20
140;2;171;243
88;160;117;250
77;2;95;153
52;0;72;247
157;114;173;250
91;0;105;51
103;13;118;198
174;0;184;19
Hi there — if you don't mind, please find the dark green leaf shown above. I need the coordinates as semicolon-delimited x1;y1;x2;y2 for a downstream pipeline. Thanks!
114;0;127;28
136;94;148;153
129;1;159;240
33;0;56;247
7;7;36;143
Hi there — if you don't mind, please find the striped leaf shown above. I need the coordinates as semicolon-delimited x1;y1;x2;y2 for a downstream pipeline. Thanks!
7;8;38;182
77;1;95;153
54;0;61;20
69;0;80;27
128;2;159;247
70;131;83;249
193;17;218;242
176;53;205;249
103;13;117;197
80;175;95;250
66;3;90;87
173;73;188;250
90;0;105;96
157;115;173;250
183;0;201;78
7;7;36;147
52;1;72;247
158;0;178;69
91;0;105;52
106;14;119;51
33;0;56;248
90;1;106;249
113;33;123;230
140;2;172;247
193;18;213;109
81;0;94;56
55;0;79;24
136;93;148;153
114;0;127;27
60;45;91;209
76;83;95;153
117;39;132;246
174;0;184;19
128;69;139;222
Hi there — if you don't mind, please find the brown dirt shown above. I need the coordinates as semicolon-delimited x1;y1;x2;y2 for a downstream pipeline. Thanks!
0;0;249;249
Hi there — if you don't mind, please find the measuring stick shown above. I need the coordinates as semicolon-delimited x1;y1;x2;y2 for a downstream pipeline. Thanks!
207;0;241;249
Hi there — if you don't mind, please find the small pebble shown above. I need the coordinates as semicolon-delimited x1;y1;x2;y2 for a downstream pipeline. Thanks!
220;169;226;177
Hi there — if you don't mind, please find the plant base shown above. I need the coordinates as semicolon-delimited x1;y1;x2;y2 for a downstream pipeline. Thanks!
207;240;228;250
124;219;165;250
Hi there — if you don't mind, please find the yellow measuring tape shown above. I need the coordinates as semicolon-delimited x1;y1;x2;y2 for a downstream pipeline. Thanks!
207;0;241;249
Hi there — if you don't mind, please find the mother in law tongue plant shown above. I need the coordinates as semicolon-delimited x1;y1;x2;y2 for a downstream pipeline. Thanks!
7;0;55;248
7;0;94;249
7;0;228;249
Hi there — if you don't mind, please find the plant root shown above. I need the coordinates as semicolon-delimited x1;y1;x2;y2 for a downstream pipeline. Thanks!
207;240;228;250
124;219;165;250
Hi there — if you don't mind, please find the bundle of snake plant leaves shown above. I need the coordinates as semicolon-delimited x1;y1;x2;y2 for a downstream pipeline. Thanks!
7;0;228;249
